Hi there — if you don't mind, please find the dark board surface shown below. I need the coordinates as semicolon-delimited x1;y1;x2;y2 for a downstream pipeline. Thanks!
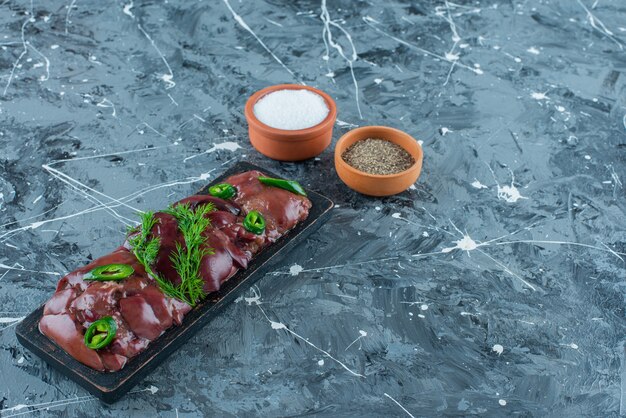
1;0;625;416
14;161;333;403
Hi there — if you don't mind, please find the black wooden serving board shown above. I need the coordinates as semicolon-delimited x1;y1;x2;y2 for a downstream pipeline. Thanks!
16;161;334;403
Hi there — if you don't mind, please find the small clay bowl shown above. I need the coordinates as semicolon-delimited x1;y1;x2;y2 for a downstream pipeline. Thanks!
334;126;423;196
244;84;337;161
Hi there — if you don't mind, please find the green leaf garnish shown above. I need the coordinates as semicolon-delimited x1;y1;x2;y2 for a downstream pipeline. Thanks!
161;203;216;306
127;204;216;307
128;211;161;269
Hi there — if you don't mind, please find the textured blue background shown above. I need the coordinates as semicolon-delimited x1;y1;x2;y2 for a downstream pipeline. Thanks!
1;0;625;416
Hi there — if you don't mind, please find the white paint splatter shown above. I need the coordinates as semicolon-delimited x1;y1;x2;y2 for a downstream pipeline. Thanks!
289;264;303;276
183;141;242;162
526;46;540;55
264;18;283;28
471;179;488;189
440;127;452;136
374;78;383;84
136;24;175;89
531;91;548;100
96;98;116;117
244;287;261;305
442;234;479;253
487;165;528;204
122;1;134;18
270;321;286;330
497;183;527;203
160;73;175;89
444;51;459;61
345;330;368;351
384;393;416;418
606;164;622;188
492;344;504;355
335;119;358;128
213;142;241;152
0;316;26;324
3;404;28;413
198;172;213;181
235;287;263;306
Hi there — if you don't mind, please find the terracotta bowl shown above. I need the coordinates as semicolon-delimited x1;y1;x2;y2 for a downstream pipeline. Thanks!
244;84;337;161
334;126;423;196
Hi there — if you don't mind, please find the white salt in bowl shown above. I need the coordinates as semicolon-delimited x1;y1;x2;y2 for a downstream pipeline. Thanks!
244;84;337;161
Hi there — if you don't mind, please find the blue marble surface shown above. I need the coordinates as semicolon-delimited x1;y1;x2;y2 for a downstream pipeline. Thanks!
1;0;625;416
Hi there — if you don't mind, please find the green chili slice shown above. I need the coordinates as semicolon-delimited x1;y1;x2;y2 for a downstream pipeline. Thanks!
84;263;134;281
208;183;237;199
258;176;307;196
84;316;117;350
243;210;265;235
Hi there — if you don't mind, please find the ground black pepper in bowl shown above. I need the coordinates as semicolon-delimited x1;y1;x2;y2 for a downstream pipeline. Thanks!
341;138;415;175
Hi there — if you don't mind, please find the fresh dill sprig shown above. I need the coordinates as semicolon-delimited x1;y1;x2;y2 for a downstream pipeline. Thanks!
128;211;166;298
128;211;161;268
127;204;216;307
161;203;215;306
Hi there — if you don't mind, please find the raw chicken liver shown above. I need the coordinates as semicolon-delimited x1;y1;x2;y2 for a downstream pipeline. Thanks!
39;171;311;371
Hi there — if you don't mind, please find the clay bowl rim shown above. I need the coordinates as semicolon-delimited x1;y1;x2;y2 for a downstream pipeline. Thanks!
244;84;337;142
335;126;423;179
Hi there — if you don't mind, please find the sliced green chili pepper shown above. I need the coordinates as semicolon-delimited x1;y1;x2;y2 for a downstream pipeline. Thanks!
84;263;134;281
258;176;307;196
84;316;117;350
208;183;237;199
243;210;265;235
